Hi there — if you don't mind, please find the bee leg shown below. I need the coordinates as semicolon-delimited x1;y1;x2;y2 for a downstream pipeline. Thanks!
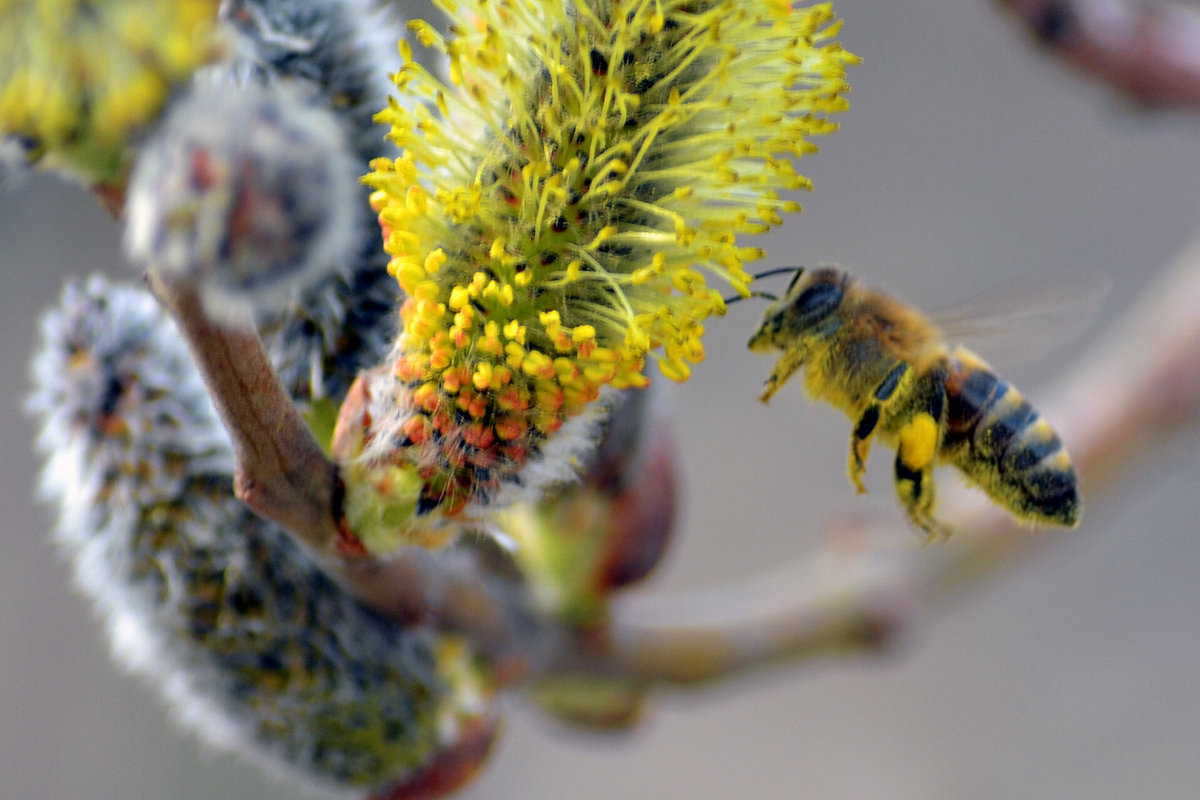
892;374;948;537
893;414;946;538
849;363;910;492
848;405;879;494
759;346;807;403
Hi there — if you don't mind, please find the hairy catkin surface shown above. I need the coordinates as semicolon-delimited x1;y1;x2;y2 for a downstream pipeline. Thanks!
27;1;488;793
29;277;455;793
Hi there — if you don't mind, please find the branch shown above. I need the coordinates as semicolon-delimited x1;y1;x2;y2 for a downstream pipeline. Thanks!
995;0;1200;110
146;221;1200;691
547;233;1200;687
145;271;346;555
146;206;1200;694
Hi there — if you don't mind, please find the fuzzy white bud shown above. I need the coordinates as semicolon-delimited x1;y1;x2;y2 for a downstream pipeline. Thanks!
124;76;362;327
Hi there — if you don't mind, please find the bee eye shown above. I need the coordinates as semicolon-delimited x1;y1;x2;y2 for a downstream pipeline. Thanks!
791;281;842;323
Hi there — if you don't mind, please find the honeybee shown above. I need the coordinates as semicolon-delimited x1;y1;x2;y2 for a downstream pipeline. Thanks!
746;266;1080;536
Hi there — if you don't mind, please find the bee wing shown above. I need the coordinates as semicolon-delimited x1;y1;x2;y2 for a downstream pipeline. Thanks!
930;279;1111;370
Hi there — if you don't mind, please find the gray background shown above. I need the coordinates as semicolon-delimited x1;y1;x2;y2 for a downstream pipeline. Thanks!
4;1;1200;798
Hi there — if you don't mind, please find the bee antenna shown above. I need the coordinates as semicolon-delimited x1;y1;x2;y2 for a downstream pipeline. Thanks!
723;290;780;305
722;265;804;305
749;265;805;282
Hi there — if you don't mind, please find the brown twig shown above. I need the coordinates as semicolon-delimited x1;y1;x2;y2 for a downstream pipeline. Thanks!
146;228;1200;691
547;234;1200;687
995;0;1200;110
145;271;345;555
143;206;1200;692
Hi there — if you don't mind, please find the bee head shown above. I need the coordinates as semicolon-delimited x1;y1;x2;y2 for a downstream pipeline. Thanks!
748;266;847;352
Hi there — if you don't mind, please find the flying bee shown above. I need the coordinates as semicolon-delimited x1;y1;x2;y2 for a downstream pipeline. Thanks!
743;266;1080;536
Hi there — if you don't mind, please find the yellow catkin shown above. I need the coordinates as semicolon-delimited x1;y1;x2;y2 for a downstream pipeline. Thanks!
349;0;856;536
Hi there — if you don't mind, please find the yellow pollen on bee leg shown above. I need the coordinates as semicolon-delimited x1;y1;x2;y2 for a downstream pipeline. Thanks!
899;413;939;470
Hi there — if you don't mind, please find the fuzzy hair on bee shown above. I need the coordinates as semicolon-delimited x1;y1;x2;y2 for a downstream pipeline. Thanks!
744;266;1081;536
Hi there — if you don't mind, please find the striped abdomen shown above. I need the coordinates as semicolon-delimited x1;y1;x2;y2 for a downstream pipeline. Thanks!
940;348;1080;526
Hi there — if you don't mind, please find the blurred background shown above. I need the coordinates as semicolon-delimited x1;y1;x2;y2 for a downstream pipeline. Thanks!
4;0;1200;798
